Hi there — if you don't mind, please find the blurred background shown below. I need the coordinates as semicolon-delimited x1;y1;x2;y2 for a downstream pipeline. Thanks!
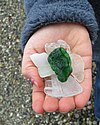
0;0;99;125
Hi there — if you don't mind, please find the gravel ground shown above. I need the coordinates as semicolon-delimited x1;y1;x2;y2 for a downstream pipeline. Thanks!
0;0;99;125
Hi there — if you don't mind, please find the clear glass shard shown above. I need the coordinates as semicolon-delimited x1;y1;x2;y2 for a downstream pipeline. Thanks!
30;53;54;78
44;75;83;98
57;40;71;52
45;40;70;54
45;42;60;54
70;53;84;82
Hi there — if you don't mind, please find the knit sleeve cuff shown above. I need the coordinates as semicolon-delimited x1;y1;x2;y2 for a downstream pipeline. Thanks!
21;0;98;51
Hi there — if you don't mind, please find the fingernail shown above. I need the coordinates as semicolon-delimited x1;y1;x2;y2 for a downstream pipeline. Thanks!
31;79;34;85
31;79;38;86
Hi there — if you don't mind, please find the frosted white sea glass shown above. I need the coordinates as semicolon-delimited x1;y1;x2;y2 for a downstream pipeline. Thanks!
30;53;54;78
44;75;83;98
70;53;84;82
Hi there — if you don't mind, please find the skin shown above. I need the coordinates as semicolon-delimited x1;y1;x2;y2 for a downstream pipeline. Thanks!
22;23;92;114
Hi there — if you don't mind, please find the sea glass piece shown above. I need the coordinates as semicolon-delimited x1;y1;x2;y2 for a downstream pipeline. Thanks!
57;40;71;52
30;40;84;98
45;42;60;54
44;75;83;98
30;53;54;78
70;53;84;82
48;47;72;82
45;40;70;54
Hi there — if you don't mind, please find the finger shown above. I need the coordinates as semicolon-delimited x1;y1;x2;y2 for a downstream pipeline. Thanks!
59;97;75;113
43;95;59;112
74;69;92;109
32;89;45;114
33;84;45;92
22;48;44;87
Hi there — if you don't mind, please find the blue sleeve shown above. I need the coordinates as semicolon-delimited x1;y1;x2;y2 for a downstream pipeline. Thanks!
21;0;98;51
24;0;36;15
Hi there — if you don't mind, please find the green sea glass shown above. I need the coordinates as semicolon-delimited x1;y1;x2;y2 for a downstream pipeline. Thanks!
48;47;72;82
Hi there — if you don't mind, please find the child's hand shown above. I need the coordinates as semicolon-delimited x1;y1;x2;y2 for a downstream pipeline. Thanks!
22;23;92;113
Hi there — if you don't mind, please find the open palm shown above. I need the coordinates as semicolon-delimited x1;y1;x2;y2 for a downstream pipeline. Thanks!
22;23;92;113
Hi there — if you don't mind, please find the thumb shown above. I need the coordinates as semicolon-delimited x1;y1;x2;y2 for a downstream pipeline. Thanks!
22;49;44;88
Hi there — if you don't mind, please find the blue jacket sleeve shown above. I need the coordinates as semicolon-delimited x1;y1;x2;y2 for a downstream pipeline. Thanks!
24;0;36;15
21;0;98;51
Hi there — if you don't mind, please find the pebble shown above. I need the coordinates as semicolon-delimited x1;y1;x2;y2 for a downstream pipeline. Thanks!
93;121;97;125
75;114;79;119
0;95;3;103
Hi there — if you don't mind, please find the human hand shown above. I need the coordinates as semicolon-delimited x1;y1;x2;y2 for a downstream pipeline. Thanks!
22;23;92;113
